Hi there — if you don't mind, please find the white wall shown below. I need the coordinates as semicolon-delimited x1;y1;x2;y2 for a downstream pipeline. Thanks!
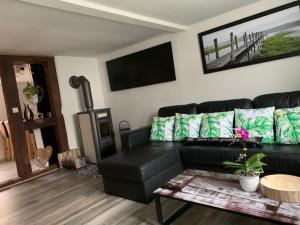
16;65;38;118
55;56;105;149
97;0;300;148
0;85;8;160
0;86;8;122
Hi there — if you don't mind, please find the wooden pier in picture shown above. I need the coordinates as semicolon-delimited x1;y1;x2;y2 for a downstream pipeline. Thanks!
207;31;267;70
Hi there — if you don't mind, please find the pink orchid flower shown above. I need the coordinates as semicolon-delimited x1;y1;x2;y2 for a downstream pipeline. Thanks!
234;128;249;140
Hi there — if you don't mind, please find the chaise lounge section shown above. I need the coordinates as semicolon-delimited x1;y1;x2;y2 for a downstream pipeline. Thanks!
100;90;300;203
100;142;183;203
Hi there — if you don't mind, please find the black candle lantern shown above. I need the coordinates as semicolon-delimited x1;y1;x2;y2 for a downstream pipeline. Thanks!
119;120;130;132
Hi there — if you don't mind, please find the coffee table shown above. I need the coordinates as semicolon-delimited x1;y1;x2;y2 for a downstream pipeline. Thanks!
154;170;300;225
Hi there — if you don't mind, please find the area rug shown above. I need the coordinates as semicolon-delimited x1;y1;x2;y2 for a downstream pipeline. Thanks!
77;164;99;177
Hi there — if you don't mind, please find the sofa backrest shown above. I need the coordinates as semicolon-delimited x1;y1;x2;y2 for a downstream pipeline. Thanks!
253;91;300;109
196;98;252;114
157;90;300;116
158;103;197;117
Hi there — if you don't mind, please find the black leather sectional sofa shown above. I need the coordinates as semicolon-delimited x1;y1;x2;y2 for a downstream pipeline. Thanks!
100;90;300;203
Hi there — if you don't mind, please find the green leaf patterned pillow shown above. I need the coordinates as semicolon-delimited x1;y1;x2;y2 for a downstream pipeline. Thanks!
173;113;202;141
199;111;234;138
274;106;300;144
235;107;275;143
150;116;175;141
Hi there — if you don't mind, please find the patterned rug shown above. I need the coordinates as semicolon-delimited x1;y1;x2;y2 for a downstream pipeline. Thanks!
77;164;100;177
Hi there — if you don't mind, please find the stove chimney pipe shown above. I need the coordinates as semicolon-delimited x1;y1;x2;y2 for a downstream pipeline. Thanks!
69;76;94;111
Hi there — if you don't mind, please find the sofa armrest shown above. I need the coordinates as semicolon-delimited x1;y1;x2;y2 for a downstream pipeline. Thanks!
120;126;151;151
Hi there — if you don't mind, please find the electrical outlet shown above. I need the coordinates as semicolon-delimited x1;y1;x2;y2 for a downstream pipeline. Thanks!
12;107;19;113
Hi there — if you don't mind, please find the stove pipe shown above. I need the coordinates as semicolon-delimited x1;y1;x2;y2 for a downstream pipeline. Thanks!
69;76;94;111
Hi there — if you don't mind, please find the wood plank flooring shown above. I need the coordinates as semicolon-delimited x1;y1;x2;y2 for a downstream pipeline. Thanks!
0;161;19;183
0;160;49;185
0;170;276;225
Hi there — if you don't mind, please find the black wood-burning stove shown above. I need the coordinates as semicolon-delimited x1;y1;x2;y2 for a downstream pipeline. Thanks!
69;76;116;172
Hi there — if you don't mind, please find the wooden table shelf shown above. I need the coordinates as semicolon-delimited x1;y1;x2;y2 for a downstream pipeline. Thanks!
24;118;56;130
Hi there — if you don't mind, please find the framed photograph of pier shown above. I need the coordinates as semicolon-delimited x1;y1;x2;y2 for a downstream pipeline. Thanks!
198;1;300;74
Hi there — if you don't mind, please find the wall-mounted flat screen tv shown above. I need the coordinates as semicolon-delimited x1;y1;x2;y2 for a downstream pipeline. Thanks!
106;42;176;91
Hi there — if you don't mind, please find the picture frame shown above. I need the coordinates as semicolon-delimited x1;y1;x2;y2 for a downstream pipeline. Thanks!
198;1;300;74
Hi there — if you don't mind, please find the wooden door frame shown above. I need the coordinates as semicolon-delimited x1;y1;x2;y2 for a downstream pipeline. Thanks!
0;55;69;179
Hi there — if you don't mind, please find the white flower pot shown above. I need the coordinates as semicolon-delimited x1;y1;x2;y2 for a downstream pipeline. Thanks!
239;175;260;192
32;95;39;104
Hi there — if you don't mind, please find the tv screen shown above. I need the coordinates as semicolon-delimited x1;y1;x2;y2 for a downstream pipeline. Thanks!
106;42;176;91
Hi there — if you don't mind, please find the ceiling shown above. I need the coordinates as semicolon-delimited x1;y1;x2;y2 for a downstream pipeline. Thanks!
0;0;260;56
85;0;261;25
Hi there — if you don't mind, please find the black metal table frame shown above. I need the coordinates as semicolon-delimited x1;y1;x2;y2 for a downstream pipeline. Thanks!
154;194;292;225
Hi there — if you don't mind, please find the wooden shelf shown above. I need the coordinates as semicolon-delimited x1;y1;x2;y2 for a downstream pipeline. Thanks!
24;118;56;130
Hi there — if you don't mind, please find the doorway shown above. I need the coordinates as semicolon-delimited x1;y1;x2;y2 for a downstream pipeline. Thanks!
0;56;69;187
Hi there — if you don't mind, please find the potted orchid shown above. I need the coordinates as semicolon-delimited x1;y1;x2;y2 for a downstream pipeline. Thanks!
223;129;267;192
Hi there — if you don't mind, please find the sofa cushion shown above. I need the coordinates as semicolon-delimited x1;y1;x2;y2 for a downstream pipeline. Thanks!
200;111;234;138
235;107;275;143
100;142;183;182
275;107;300;144
158;103;197;117
180;144;300;174
173;113;202;141
253;91;300;109
150;116;175;141
197;98;252;114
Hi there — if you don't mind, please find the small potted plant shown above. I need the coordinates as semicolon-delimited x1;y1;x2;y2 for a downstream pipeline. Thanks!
223;129;267;192
23;82;39;103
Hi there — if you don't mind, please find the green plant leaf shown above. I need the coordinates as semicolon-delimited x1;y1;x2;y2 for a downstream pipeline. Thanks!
223;161;243;168
223;152;267;175
246;153;266;167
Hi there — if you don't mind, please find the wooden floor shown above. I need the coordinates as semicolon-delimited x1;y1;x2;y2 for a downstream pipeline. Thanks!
0;161;19;184
0;170;276;225
0;160;47;185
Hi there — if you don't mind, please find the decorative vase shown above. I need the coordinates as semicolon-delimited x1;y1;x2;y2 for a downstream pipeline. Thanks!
239;175;260;192
24;104;34;121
